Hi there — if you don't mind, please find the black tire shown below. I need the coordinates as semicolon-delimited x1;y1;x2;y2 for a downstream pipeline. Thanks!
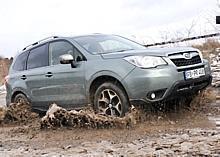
13;93;29;104
93;82;129;117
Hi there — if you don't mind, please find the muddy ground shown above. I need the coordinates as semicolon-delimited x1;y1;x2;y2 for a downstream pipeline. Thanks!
0;93;6;107
0;88;220;156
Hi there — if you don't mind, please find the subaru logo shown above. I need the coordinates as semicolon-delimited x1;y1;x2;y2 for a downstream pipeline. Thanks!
183;53;192;59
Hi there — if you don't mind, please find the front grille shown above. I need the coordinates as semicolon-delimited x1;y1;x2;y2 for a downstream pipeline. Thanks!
170;55;201;67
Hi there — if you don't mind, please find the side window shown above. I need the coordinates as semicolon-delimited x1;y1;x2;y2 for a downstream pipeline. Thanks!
13;51;29;71
49;41;84;65
27;44;48;70
49;41;74;65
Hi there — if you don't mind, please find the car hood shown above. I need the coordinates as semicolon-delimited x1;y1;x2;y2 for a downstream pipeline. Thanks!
101;47;198;59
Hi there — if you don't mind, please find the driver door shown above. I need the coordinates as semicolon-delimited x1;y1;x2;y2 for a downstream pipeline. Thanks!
43;40;86;109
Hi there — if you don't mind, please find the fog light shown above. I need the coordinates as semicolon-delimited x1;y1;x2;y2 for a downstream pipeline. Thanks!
146;89;167;101
151;93;156;99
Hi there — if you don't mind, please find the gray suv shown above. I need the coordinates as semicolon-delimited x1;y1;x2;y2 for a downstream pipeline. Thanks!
6;34;212;117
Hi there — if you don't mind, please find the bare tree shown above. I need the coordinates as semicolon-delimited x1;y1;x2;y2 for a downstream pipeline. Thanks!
185;19;197;37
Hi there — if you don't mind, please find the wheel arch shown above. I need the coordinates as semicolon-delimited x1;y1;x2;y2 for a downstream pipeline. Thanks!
88;74;130;106
11;89;29;103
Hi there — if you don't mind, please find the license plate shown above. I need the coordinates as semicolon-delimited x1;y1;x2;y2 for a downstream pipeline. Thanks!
184;68;205;79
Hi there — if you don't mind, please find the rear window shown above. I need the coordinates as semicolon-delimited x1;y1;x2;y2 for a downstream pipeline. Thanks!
13;51;29;71
27;44;48;69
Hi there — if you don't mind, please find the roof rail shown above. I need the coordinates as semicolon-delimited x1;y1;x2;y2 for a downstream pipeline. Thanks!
22;36;59;51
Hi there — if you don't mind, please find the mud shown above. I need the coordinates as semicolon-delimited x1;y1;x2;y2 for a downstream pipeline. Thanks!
0;88;219;156
0;103;39;124
41;104;141;129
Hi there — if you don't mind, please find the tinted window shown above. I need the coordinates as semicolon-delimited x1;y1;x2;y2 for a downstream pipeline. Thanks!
13;51;29;71
49;41;83;65
27;44;48;69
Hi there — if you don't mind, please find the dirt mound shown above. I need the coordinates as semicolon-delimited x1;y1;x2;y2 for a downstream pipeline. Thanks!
0;103;39;124
41;104;140;129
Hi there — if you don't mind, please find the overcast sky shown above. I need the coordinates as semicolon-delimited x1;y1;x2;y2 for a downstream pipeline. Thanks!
0;0;219;58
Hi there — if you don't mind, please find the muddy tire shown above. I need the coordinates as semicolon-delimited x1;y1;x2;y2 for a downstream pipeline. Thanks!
13;93;29;104
93;82;129;117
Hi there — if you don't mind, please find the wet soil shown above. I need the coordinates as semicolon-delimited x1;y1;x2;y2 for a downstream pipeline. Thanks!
0;88;220;156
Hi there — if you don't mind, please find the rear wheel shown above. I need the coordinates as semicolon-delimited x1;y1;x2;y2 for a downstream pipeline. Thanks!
13;93;29;104
93;82;129;117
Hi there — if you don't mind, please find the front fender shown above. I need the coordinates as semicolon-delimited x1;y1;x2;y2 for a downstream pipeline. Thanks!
86;70;125;95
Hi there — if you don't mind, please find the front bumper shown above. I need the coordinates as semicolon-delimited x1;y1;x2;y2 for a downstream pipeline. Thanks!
159;74;211;100
122;59;212;104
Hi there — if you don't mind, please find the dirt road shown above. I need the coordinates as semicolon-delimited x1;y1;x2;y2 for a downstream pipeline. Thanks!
0;88;220;156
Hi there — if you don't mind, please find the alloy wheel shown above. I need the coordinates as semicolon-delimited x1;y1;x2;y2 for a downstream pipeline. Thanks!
97;89;122;117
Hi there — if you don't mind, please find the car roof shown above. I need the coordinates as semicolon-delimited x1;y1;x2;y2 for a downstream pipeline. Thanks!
21;34;108;52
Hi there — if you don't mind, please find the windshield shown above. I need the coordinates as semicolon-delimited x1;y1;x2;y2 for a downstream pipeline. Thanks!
74;35;146;54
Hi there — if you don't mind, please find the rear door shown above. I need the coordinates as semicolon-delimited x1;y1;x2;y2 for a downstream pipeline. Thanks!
25;43;50;110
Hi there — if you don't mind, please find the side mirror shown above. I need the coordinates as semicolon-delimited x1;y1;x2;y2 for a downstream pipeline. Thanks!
59;54;77;68
59;54;74;64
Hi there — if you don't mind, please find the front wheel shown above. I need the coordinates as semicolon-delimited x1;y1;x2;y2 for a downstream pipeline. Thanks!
93;82;129;117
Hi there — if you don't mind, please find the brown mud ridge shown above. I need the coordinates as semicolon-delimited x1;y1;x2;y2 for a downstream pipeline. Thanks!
0;88;217;129
0;102;140;129
41;104;140;129
0;103;38;124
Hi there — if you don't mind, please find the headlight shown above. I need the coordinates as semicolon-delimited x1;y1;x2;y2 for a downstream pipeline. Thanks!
124;56;167;68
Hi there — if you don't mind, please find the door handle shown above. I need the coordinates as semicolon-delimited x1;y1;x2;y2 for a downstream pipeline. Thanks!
45;72;53;77
20;75;27;80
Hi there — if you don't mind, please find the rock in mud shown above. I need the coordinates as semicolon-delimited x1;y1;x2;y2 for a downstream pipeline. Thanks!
41;104;140;129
